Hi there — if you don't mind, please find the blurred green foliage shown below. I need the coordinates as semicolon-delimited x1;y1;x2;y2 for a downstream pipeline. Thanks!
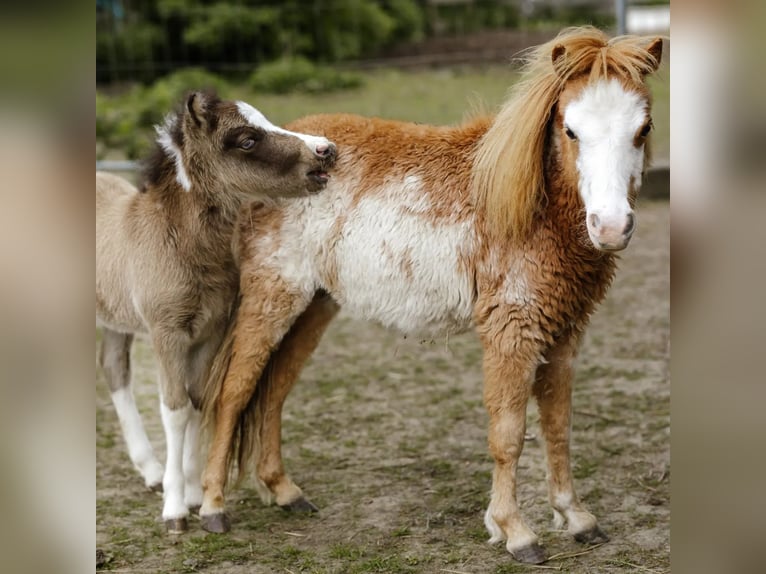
249;57;363;94
97;0;425;84
97;68;231;159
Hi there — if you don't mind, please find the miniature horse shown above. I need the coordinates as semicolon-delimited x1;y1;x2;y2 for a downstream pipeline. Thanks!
200;28;663;563
96;91;335;533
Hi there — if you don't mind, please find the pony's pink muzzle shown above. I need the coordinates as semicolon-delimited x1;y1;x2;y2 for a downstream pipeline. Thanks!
587;212;635;251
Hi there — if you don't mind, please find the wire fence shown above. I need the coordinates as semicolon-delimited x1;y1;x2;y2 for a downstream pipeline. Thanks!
97;0;634;85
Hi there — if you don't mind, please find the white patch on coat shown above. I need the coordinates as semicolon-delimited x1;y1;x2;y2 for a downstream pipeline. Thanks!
236;101;331;153
335;201;475;334
156;115;192;191
563;79;647;219
259;176;476;336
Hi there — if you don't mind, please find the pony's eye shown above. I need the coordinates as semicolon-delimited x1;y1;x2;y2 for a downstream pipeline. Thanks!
565;127;577;141
639;122;653;138
239;138;255;150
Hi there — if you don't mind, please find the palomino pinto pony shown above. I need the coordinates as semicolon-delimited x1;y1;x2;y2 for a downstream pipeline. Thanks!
199;28;663;563
96;91;335;533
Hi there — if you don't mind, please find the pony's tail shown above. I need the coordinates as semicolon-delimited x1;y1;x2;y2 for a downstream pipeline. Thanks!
199;294;270;500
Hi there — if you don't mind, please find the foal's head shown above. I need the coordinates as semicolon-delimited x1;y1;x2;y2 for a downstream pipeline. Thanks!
152;91;336;198
552;32;663;251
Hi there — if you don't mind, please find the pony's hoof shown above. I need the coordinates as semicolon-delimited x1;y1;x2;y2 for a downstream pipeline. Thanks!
148;482;163;493
511;542;547;564
200;512;231;533
188;504;201;515
164;517;188;534
279;496;319;513
574;526;609;545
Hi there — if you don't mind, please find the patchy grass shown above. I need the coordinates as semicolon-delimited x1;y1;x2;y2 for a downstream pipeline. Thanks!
97;199;668;572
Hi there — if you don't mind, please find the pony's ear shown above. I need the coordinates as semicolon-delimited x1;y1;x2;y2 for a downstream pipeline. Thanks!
645;38;663;72
185;91;217;129
552;44;566;66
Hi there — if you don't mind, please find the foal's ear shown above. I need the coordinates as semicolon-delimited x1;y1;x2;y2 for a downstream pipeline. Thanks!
645;38;663;72
185;91;218;130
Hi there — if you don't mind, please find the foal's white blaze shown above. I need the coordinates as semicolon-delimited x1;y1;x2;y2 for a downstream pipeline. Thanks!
564;78;648;251
236;101;332;155
156;117;192;192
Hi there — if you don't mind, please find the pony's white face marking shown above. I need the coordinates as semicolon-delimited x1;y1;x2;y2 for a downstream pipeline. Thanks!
563;78;648;251
236;101;332;155
156;116;192;192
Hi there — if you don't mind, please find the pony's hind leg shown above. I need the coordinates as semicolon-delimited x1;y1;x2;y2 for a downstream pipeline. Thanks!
99;328;163;490
255;293;339;511
479;314;546;564
200;280;314;533
533;336;608;545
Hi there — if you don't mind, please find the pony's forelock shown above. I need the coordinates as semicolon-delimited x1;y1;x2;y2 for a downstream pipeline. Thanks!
471;26;661;240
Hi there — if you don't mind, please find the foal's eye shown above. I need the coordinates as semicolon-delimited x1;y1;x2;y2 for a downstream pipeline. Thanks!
239;138;256;150
565;127;577;141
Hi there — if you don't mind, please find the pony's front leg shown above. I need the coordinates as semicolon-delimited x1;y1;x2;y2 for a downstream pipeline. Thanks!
481;334;546;564
533;336;608;545
200;283;312;533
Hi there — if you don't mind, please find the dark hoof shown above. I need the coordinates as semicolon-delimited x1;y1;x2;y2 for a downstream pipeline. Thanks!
574;526;609;545
165;517;188;534
148;482;163;493
512;542;547;564
200;512;231;533
188;504;201;515
279;496;319;513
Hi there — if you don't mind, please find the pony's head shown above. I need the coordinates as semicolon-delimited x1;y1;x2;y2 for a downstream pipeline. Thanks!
473;27;663;251
149;91;336;197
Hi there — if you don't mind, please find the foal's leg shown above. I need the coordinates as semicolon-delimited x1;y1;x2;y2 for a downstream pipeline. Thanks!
153;334;195;533
533;336;608;545
200;282;312;533
99;328;163;490
255;294;339;511
183;334;228;514
480;322;546;564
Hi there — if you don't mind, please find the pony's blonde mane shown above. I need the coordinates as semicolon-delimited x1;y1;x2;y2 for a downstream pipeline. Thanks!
471;26;661;239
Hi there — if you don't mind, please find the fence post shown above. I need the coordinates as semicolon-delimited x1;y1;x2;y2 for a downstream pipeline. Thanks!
615;0;627;35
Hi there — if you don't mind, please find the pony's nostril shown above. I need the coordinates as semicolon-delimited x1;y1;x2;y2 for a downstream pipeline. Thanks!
623;213;636;236
588;213;600;230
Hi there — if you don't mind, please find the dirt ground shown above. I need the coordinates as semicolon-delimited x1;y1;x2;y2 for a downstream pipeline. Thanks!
96;200;669;574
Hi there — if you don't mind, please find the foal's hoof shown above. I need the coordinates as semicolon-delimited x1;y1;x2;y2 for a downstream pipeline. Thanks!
279;496;319;513
188;505;201;515
511;542;548;564
574;526;610;545
164;517;188;534
200;512;231;533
